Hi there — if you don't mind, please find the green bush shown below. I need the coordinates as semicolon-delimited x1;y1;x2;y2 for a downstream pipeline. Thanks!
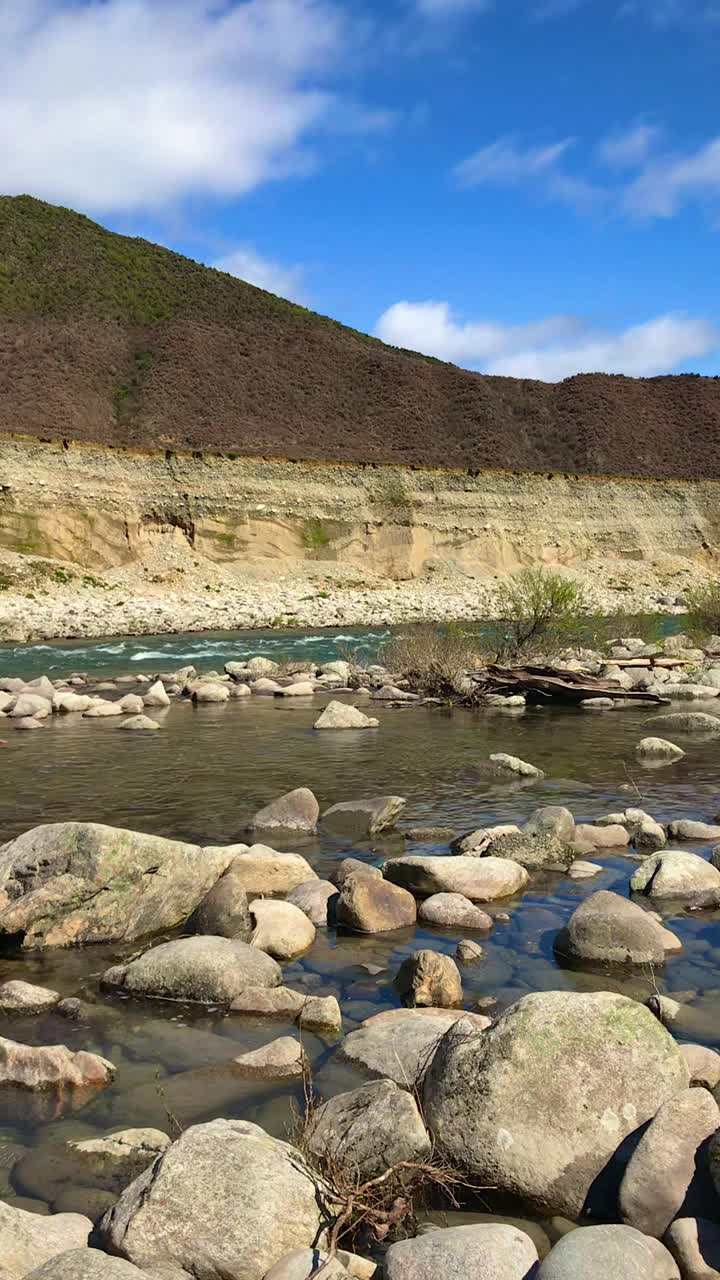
684;579;720;641
488;567;596;662
302;518;331;550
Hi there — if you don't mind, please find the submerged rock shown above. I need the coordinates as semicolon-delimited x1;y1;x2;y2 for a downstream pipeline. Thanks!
0;822;234;948
423;990;689;1219
13;1129;170;1204
98;1119;323;1280
248;788;320;834
651;712;720;736
233;1036;305;1079
101;936;281;1005
484;752;544;779
636;736;685;761
0;980;60;1014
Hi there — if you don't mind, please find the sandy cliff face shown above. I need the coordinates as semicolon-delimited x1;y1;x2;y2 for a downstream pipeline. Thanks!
1;436;719;581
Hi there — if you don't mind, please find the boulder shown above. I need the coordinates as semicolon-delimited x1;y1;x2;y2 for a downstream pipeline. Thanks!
229;683;251;698
246;657;279;676
14;715;43;729
142;681;170;708
631;850;720;899
24;1251;147;1279
101;936;281;1005
556;890;682;966
286;880;338;926
418;893;492;929
483;829;575;870
651;712;720;736
567;859;602;878
262;1252;350;1280
248;788;320;834
229;987;341;1033
233;1036;305;1079
118;715;160;731
456;939;484;962
634;818;667;853
394;949;463;1008
574;823;630;849
275;682;314;697
249;899;316;960
215;845;317;896
314;702;379;730
484;752;544;780
185;864;252;939
523;806;575;842
320;660;351;681
98;1119;323;1280
681;1043;720;1089
192;683;230;704
423;990;689;1219
0;1201;91;1280
298;995;342;1035
305;1079;431;1181
251;678;283;695
339;1008;490;1089
637;737;685;761
619;1088;719;1238
118;694;145;714
320;796;406;837
383;856;529;901
0;1036;115;1090
13;1129;170;1203
335;877;416;933
383;1224;539;1280
707;1130;720;1199
669;819;720;841
53;692;95;713
330;858;382;889
0;822;234;948
83;700;124;717
536;1225;680;1279
664;1217;720;1280
9;693;51;719
0;979;59;1014
450;826;522;853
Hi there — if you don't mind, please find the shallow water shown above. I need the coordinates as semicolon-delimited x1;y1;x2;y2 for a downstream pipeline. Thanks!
1;671;720;1220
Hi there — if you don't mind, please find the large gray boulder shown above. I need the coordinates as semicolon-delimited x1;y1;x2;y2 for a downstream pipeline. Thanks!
482;829;575;870
383;1224;539;1280
101;936;281;1005
212;846;317;896
619;1088;719;1238
249;899;315;960
0;823;234;948
630;850;720;899
320;796;406;838
305;1079;431;1181
382;856;529;901
314;702;378;730
185;864;252;939
248;788;320;834
650;712;720;736
523;806;575;841
536;1225;680;1279
0;1200;91;1280
335;876;416;933
24;1251;147;1279
98;1119;323;1280
556;890;682;966
668;820;720;841
0;979;59;1014
339;1008;490;1090
423;991;689;1219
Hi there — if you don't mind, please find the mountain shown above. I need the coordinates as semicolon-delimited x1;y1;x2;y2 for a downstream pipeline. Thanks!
1;194;719;479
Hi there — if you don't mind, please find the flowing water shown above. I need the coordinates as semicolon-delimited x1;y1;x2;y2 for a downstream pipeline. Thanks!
1;631;719;1228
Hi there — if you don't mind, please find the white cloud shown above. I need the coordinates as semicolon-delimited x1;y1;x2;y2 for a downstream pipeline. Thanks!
597;124;661;169
623;136;720;217
0;0;383;212
375;301;718;380
453;138;573;187
212;246;305;302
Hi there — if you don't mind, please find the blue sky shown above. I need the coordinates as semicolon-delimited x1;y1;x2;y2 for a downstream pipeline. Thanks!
3;0;720;379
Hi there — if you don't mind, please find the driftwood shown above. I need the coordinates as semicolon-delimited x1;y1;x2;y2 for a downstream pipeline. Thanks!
468;663;670;706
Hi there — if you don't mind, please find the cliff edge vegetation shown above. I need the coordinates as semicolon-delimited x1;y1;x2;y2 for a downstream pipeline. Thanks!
2;195;720;479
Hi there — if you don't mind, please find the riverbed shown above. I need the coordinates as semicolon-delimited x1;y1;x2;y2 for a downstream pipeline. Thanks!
2;658;720;1225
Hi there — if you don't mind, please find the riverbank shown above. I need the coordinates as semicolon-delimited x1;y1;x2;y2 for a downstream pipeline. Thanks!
0;537;699;645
